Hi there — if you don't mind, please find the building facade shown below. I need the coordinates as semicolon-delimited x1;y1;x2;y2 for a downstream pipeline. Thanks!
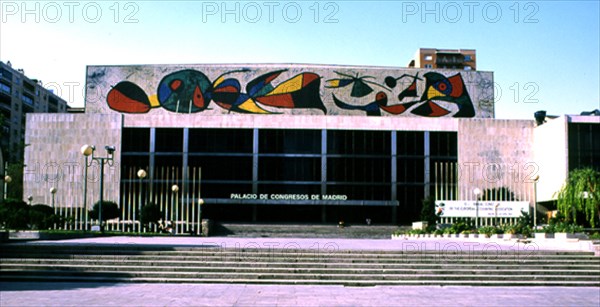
408;48;476;71
21;63;598;228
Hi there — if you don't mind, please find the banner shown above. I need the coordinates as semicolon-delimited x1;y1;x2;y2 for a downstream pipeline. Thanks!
435;201;529;218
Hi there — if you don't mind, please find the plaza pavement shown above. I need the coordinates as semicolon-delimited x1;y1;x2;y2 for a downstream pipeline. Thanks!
1;236;599;306
2;282;599;307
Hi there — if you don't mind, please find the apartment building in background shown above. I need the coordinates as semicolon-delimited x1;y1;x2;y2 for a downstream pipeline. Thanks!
0;61;69;162
408;48;476;70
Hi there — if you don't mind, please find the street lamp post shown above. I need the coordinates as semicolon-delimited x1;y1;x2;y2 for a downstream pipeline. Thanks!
80;145;93;230
533;175;539;228
81;144;115;232
50;187;57;229
137;169;147;232
50;187;57;208
3;175;11;200
172;184;179;234
473;188;481;228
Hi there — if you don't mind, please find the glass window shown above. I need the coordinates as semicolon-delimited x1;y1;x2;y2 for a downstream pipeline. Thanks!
122;128;150;152
258;183;321;196
120;155;150;179
259;157;320;181
21;93;33;106
189;128;252;153
189;155;252;181
397;131;424;156
155;128;183;152
430;132;457;157
259;129;321;154
154;155;182;169
568;123;600;171
327;130;390;155
327;157;390;182
397;158;425;183
464;55;472;61
0;82;10;94
424;55;433;61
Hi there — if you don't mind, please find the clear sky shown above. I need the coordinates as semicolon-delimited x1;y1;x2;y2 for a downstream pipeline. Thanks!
1;0;598;119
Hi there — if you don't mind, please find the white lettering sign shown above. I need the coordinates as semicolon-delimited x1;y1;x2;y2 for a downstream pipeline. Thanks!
230;194;348;201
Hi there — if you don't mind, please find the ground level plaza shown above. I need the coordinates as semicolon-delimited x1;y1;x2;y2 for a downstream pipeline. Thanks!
3;282;599;307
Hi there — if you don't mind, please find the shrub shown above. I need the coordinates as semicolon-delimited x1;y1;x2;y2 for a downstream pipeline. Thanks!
140;203;162;226
29;204;59;230
501;210;534;237
548;222;584;233
433;229;444;236
478;226;501;237
89;201;120;221
0;198;29;229
393;229;407;236
408;229;426;235
449;219;473;234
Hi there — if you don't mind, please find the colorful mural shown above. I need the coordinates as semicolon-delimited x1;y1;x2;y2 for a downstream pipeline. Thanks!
107;69;326;114
89;65;494;118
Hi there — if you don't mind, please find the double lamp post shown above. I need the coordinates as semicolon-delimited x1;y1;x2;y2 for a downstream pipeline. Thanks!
81;144;115;232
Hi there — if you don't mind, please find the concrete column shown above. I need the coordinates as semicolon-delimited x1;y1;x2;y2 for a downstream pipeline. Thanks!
252;128;259;195
424;131;431;198
391;131;397;224
149;128;156;201
321;129;327;195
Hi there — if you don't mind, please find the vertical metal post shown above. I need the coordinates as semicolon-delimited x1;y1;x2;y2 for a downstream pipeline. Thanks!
98;158;104;231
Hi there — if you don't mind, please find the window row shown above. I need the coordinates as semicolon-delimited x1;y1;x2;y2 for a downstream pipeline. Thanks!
122;155;432;184
122;128;456;157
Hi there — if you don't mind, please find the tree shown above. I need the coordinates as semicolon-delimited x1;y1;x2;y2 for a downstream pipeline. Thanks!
556;168;600;227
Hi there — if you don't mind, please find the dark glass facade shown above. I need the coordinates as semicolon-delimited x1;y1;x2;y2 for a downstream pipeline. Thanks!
568;123;600;171
121;127;458;223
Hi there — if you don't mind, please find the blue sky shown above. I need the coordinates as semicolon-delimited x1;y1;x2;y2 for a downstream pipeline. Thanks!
1;0;598;119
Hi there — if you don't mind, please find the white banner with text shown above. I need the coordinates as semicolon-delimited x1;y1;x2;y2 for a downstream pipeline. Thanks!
435;201;529;218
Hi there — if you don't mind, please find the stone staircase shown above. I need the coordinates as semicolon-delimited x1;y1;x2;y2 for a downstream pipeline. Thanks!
1;243;599;286
212;223;400;239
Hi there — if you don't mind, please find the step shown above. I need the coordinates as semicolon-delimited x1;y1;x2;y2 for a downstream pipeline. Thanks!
3;263;600;277
2;243;598;287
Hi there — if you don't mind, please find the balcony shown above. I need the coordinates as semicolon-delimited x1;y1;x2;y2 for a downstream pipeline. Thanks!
435;55;465;65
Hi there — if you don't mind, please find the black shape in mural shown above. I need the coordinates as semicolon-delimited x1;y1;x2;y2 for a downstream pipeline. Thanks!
332;71;475;118
333;92;388;116
326;71;388;98
106;81;152;114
